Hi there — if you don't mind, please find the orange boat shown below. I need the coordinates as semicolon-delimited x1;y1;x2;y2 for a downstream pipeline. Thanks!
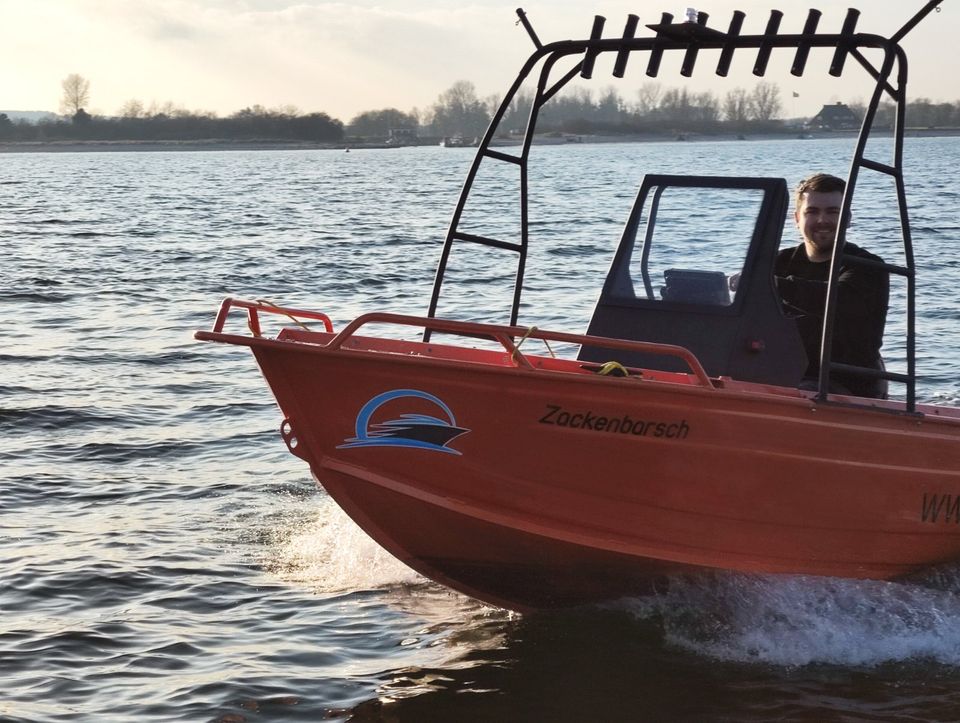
197;3;959;612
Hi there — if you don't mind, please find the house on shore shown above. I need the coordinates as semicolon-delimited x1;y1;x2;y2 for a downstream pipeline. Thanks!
806;102;861;130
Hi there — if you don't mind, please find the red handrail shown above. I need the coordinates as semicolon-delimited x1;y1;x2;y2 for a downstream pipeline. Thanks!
205;300;713;388
211;298;333;335
326;312;714;388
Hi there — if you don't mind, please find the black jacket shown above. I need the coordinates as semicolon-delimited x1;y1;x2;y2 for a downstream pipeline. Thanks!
774;242;889;398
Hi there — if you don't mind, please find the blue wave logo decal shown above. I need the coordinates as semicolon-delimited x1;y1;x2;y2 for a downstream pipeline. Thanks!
338;389;469;455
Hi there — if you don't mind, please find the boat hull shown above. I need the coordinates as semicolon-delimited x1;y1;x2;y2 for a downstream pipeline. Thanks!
223;328;960;610
317;462;709;609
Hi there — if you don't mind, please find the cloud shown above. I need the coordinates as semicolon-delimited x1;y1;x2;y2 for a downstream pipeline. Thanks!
0;0;953;119
57;2;526;117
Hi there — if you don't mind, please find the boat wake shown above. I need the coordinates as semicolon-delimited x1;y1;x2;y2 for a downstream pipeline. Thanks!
269;500;960;668
269;496;423;592
613;571;960;667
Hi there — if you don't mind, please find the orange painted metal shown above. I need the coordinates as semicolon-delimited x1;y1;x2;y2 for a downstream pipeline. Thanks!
197;300;960;611
210;297;333;337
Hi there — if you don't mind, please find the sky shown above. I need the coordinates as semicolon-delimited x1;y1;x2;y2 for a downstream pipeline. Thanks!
0;1;955;123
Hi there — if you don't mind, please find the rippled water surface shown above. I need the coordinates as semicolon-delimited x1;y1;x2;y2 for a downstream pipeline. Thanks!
4;137;960;721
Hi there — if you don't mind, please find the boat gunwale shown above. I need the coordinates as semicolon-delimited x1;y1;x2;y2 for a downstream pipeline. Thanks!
194;322;957;424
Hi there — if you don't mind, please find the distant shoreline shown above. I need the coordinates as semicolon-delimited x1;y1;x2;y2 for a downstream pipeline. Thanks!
0;128;956;153
0;139;344;153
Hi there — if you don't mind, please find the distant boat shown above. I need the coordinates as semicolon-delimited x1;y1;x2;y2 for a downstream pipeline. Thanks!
440;135;472;148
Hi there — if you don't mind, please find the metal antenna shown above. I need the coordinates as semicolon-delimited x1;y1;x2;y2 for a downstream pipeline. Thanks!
891;0;941;44
515;8;542;49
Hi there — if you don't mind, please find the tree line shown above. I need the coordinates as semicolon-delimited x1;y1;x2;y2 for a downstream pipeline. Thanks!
351;80;960;138
346;79;788;139
0;104;344;143
1;73;958;144
0;73;344;142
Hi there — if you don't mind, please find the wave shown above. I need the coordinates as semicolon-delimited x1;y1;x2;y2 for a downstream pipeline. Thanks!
0;353;50;363
0;405;121;432
614;570;960;667
0;291;72;303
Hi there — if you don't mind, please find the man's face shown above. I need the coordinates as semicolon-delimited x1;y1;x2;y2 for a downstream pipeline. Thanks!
795;190;843;261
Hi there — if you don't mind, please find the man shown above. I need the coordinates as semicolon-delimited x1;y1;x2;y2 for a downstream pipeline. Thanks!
775;173;889;398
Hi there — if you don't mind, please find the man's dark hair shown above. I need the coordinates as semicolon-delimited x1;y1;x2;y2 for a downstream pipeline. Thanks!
795;172;845;207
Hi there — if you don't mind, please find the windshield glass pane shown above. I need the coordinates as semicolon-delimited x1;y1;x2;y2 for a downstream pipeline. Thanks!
623;185;764;306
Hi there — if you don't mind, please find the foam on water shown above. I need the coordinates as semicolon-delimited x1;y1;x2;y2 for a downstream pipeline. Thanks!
617;572;960;667
267;491;960;672
268;495;423;592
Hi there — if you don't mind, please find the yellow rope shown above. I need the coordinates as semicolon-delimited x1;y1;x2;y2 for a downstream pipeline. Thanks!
512;326;556;363
597;361;633;377
256;299;312;331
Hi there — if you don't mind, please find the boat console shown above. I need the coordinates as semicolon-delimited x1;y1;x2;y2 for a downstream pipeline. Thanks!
579;174;807;386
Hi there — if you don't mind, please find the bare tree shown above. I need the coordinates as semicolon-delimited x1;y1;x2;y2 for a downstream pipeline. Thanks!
428;80;490;136
636;82;662;116
147;100;185;118
60;74;90;115
119;99;145;119
693;91;721;123
596;86;622;123
659;87;692;122
484;94;500;121
750;81;782;121
723;88;751;123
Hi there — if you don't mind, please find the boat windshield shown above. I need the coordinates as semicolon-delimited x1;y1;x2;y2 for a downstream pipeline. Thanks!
615;184;764;307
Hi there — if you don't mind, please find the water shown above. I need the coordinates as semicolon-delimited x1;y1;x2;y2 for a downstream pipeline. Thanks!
3;137;960;721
